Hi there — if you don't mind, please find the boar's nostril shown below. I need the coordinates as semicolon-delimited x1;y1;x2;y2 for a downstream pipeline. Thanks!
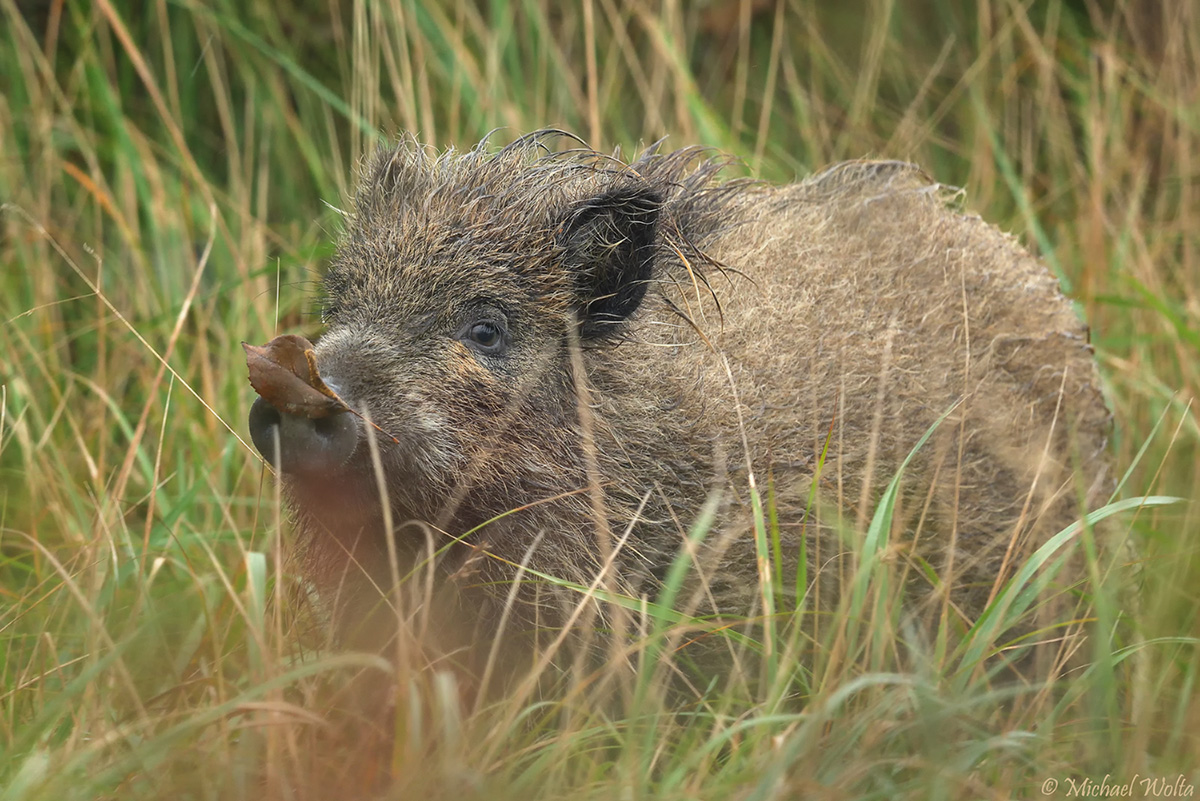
248;395;360;475
247;397;282;462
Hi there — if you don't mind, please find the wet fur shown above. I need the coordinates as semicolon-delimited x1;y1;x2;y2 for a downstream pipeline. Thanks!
288;131;1112;671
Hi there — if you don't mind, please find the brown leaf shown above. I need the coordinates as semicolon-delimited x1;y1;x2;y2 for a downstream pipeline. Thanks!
242;335;349;419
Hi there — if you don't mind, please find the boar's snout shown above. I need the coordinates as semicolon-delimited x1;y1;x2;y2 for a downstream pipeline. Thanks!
248;395;360;476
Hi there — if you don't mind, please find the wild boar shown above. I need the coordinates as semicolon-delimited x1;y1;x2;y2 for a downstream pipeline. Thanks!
247;130;1111;676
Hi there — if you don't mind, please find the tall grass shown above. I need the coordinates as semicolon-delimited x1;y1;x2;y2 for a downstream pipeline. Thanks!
1;0;1197;798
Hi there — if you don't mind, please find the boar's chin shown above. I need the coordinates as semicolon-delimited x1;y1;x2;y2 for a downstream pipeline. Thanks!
281;449;469;544
282;468;408;535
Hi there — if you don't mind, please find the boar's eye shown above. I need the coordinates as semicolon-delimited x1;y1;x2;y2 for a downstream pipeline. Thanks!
463;320;506;355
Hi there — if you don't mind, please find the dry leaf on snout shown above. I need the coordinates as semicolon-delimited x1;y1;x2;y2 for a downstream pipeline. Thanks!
242;334;349;419
242;335;400;444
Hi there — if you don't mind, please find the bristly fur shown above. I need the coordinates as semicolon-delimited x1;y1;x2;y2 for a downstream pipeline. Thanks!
322;130;756;336
277;130;1112;682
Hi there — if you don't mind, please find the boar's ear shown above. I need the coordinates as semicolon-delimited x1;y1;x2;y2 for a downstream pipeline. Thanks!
559;185;662;339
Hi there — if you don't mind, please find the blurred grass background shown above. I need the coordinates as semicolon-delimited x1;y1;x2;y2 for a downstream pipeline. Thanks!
1;0;1198;798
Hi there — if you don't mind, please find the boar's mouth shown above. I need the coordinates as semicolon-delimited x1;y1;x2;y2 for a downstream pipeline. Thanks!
248;393;464;535
244;335;518;539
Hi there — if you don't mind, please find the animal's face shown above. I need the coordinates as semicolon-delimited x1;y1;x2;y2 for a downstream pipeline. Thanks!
248;138;663;528
311;242;571;521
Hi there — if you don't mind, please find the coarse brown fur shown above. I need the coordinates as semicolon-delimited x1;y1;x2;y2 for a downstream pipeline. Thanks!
278;130;1112;682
